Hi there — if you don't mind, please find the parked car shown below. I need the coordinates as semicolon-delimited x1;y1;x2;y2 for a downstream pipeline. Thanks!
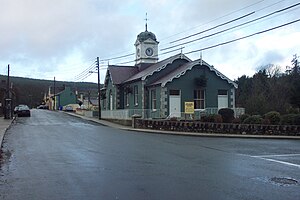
37;105;49;109
15;105;31;117
14;104;26;114
64;105;74;112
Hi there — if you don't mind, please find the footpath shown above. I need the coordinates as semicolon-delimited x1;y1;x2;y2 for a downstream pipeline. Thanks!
0;117;14;150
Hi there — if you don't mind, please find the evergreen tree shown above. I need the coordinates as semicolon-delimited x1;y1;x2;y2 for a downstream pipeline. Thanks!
289;54;300;109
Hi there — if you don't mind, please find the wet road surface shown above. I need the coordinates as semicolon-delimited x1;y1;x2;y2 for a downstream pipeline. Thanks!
0;109;300;200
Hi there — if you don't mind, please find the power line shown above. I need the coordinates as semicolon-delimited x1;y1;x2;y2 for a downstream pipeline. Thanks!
75;73;92;82
185;18;300;55
114;60;136;65
74;61;96;80
94;14;299;67
101;53;135;62
84;1;266;65
166;0;286;44
170;11;255;44
160;0;265;42
161;2;300;51
75;62;96;78
86;1;296;67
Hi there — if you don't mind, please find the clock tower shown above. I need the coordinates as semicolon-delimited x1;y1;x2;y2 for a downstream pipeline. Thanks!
135;22;159;66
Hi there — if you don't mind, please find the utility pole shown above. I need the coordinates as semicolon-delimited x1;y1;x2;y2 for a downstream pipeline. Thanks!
53;77;56;110
96;57;101;119
4;64;11;119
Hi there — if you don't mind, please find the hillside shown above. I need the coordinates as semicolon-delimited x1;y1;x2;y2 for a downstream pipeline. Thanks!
0;75;99;108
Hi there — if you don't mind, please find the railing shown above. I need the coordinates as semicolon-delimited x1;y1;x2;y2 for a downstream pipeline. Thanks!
101;109;161;120
101;107;245;120
167;107;245;120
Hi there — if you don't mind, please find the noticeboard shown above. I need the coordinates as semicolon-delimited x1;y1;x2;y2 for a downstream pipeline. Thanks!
185;102;194;114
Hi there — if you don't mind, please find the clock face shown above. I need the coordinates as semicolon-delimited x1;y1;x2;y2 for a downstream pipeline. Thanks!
145;47;154;56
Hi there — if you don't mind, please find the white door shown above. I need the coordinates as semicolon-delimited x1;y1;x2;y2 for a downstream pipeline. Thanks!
218;95;228;109
169;90;181;117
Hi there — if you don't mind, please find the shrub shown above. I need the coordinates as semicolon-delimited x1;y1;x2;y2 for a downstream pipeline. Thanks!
201;115;214;123
232;118;241;124
264;111;280;125
201;114;223;123
214;114;223;123
218;108;234;123
261;118;271;125
295;115;300;125
170;117;178;121
240;114;250;123
280;114;300;125
243;115;262;124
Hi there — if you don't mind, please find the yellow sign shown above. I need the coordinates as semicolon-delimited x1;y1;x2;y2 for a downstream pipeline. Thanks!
185;102;194;114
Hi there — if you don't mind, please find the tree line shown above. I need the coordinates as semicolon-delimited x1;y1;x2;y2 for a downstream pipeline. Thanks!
236;54;300;115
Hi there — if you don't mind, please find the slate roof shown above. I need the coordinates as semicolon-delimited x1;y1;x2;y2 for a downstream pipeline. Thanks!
107;65;139;85
105;53;237;89
90;99;99;106
150;59;238;88
125;53;191;83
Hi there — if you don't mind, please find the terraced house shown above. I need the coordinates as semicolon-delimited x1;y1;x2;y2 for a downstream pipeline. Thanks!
101;27;240;120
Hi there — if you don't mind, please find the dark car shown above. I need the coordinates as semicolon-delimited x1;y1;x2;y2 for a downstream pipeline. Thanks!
15;105;31;117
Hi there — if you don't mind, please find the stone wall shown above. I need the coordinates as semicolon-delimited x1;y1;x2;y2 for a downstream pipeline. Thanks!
134;119;300;136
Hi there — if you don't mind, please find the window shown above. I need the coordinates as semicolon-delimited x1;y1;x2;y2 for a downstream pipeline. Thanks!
194;90;205;109
134;85;138;106
218;90;228;95
169;90;180;95
124;92;129;107
151;89;157;110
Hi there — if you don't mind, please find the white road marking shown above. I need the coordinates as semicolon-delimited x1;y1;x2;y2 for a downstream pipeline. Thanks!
252;154;300;158
249;153;300;168
253;157;300;168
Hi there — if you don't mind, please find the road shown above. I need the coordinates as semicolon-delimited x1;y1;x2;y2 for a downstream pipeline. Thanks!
0;109;299;200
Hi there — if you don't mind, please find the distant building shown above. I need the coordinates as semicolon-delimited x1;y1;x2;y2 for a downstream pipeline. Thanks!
45;86;77;110
101;26;239;119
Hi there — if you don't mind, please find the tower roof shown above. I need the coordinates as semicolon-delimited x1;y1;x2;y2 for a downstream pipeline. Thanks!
136;30;157;43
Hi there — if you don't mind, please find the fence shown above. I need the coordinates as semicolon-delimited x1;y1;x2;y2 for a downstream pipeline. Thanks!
101;107;245;120
101;109;162;120
167;107;245;120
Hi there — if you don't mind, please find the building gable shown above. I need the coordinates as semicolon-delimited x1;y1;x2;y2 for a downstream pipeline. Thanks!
150;59;238;88
125;53;191;83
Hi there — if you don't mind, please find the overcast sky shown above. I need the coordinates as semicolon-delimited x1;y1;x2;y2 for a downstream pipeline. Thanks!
0;0;299;83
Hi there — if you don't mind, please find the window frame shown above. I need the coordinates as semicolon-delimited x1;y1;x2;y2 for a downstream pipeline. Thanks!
134;85;138;106
124;92;129;107
194;89;205;110
151;89;157;111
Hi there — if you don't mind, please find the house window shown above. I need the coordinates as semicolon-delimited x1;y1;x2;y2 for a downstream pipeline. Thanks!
151;89;157;110
124;92;129;107
218;90;228;95
134;85;138;106
169;90;180;95
194;90;205;109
